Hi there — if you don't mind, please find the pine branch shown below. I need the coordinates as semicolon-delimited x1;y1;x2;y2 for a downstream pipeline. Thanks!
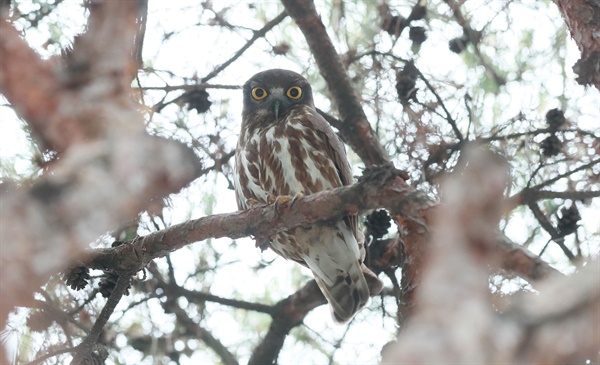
281;0;389;166
70;273;132;365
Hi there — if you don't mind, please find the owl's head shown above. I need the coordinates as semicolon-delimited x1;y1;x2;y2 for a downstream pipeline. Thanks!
242;69;315;129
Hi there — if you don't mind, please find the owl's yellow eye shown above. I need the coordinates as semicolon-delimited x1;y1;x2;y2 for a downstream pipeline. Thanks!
251;87;268;100
286;86;302;100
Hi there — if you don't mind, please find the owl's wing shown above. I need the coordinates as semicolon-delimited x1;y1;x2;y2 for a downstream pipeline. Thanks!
306;110;359;239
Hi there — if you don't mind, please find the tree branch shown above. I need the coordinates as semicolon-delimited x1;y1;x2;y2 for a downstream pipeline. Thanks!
148;264;240;365
153;11;287;113
554;0;600;89
495;233;563;284
510;257;600;364
386;146;598;364
83;164;426;273
172;287;274;315
387;146;517;363
0;18;63;151
527;202;576;261
70;273;132;365
0;1;201;325
507;188;600;210
201;11;288;83
281;0;389;166
248;280;326;365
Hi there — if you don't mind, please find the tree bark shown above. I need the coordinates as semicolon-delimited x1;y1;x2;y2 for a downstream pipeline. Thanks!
554;0;600;89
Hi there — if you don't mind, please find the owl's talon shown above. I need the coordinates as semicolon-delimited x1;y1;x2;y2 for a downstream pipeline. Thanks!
265;194;276;205
245;198;260;207
290;192;304;207
273;195;294;214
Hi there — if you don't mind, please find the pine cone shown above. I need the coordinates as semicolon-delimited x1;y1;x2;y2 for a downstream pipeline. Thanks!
99;271;131;298
365;209;392;241
63;266;90;291
396;61;419;102
449;35;469;54
272;42;290;55
181;89;212;114
409;26;427;46
540;134;562;157
28;310;54;332
557;205;581;236
545;108;566;130
382;15;407;36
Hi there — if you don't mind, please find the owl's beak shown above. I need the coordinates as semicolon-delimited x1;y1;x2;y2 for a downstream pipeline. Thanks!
273;100;281;120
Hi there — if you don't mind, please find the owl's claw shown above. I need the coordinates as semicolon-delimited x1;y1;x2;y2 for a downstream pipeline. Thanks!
273;192;304;214
265;194;276;205
273;195;292;214
290;192;304;207
245;198;260;207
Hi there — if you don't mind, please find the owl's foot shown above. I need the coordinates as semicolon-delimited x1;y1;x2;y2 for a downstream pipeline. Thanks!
273;192;304;213
265;194;276;205
290;192;304;206
245;198;260;207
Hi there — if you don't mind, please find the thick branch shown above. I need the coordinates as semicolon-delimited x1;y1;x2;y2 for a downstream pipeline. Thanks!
83;165;425;273
386;146;598;364
281;0;389;166
0;19;63;151
495;233;563;283
511;257;600;364
387;146;518;364
554;0;600;89
0;1;201;325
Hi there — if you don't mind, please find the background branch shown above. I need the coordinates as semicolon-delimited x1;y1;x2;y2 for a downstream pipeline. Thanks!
281;0;389;166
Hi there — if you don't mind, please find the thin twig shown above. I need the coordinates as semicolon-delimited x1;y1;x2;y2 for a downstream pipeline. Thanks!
532;157;600;191
414;67;464;141
200;11;288;83
26;346;76;365
135;83;240;91
527;202;575;262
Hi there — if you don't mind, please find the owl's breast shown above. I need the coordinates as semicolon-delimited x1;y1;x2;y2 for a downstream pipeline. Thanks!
263;114;341;197
235;107;343;210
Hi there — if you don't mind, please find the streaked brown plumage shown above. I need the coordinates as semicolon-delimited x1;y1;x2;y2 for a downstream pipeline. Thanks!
234;69;382;322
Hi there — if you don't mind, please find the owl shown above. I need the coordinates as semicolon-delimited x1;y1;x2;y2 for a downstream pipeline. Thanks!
234;69;382;322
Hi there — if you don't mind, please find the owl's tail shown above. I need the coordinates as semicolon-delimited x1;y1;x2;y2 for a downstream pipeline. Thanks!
303;224;383;323
313;263;383;323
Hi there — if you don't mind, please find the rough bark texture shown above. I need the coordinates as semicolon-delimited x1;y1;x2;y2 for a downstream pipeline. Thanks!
384;146;599;364
554;0;600;89
83;165;420;273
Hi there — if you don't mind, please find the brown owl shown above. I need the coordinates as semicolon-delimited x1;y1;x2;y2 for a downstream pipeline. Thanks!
234;69;382;322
